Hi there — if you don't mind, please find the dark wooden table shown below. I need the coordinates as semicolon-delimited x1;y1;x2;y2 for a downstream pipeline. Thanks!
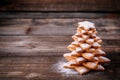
0;0;120;80
0;12;120;80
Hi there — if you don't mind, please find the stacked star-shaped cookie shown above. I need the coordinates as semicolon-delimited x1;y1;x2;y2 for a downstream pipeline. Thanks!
63;21;110;75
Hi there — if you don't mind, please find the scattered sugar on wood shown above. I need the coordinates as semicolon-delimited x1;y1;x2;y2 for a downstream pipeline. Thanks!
53;61;78;76
25;73;41;79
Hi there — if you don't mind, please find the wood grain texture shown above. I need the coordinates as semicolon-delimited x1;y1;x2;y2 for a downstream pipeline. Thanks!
0;12;119;79
0;0;120;11
0;55;119;80
0;18;120;37
0;17;119;56
28;19;120;37
0;36;119;56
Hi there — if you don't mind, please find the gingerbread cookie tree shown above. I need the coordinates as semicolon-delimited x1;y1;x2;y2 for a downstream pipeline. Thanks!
63;21;110;75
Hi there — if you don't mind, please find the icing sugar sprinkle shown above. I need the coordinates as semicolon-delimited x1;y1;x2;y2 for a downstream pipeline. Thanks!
78;38;84;42
79;67;89;73
63;53;71;57
76;57;85;62
71;41;79;45
78;21;95;30
71;51;77;55
76;47;82;52
85;53;93;57
80;43;90;49
87;39;94;43
53;61;78;76
93;42;101;47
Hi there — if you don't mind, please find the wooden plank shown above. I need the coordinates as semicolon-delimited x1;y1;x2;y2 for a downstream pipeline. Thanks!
0;0;120;11
0;12;120;19
29;18;120;36
0;56;60;64
0;19;31;35
0;26;30;35
0;46;119;57
0;56;119;80
0;19;119;37
0;19;31;25
0;36;119;56
0;36;119;46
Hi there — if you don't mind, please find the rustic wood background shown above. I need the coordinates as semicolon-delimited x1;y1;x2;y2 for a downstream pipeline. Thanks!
0;0;120;11
0;0;120;80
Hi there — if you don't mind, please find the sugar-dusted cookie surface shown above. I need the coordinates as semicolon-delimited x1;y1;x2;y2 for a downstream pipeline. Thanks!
63;21;110;75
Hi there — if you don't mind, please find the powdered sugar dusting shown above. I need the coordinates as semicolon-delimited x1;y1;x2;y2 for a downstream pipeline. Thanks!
82;35;88;39
78;21;95;30
75;32;81;36
53;61;78;76
68;44;74;47
89;48;95;51
71;51;77;55
80;43;90;49
76;47;82;52
63;53;71;57
86;39;94;43
85;53;93;57
78;38;84;42
81;30;86;33
99;56;110;61
90;62;97;66
96;65;105;70
93;42;101;47
94;57;99;61
63;62;70;66
76;57;85;62
71;41;79;45
69;60;77;64
97;49;105;54
79;67;88;73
